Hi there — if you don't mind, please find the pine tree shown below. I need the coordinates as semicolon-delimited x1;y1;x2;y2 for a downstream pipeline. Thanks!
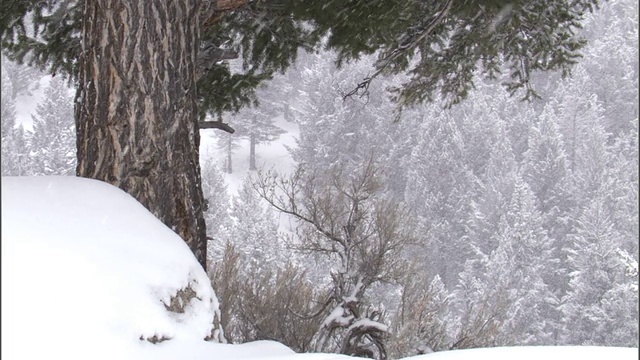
215;130;241;174
561;196;638;346
230;82;286;171
229;176;284;272
389;270;452;357
454;175;555;346
466;119;518;259
404;110;480;288
607;118;639;255
200;157;233;263
522;105;573;298
578;0;639;137
28;76;76;175
1;55;43;100
494;176;556;344
1;73;30;176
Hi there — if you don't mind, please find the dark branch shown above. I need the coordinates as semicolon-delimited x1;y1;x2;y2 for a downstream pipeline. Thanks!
342;0;454;101
199;121;235;134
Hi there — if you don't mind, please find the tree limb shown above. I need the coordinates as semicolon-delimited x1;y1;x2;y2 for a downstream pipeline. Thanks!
342;0;454;101
199;121;235;134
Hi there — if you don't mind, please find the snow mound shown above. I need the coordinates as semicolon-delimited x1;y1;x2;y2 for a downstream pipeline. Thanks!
1;176;221;359
409;345;637;360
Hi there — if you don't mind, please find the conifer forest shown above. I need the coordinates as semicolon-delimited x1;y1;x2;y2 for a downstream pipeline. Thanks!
1;0;637;358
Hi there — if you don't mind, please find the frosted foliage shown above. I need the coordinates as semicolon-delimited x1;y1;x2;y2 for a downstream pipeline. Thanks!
579;0;639;137
455;177;555;346
230;177;284;270
523;106;569;216
561;197;639;346
1;72;30;176
201;158;233;263
28;76;76;175
291;53;402;179
404;112;479;288
608;121;640;255
389;272;452;357
1;56;43;100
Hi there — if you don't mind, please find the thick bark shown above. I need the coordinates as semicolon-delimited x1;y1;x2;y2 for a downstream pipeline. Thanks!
75;0;208;268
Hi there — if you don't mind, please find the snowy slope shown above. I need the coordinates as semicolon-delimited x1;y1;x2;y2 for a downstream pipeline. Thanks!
1;176;637;360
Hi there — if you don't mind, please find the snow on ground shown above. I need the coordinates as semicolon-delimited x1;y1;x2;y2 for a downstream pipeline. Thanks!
1;175;636;360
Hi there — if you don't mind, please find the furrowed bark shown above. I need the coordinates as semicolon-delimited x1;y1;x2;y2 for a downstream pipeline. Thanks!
75;0;208;268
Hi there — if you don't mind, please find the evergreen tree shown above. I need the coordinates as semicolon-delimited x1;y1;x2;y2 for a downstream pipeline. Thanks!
1;55;43;100
404;110;480;288
1;73;30;176
466;119;518;260
230;82;286;171
229;176;284;271
28;76;76;175
453;176;555;346
561;196;638;346
389;270;452;357
607;118;639;255
201;157;233;263
579;0;638;137
522;105;573;297
215;130;241;174
492;176;556;344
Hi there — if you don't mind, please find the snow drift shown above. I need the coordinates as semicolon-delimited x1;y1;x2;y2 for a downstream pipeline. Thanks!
1;176;222;359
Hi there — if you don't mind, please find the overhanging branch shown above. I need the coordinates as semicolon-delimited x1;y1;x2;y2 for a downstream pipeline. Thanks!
199;121;235;134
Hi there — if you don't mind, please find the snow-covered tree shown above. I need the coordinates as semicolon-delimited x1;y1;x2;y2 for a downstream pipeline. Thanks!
1;56;43;100
201;157;233;263
255;160;414;359
27;76;76;175
452;176;556;346
229;176;284;271
215;130;242;174
291;52;405;180
607;118;639;255
579;0;639;138
1;70;30;176
2;73;18;173
230;82;286;171
404;110;480;288
466;121;518;263
522;106;574;297
561;196;638;346
389;269;452;358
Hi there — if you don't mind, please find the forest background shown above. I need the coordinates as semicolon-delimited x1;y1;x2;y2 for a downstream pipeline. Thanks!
1;0;638;357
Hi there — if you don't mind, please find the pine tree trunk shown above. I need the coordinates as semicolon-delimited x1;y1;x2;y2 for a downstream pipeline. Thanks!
249;133;256;171
75;0;208;268
225;137;233;174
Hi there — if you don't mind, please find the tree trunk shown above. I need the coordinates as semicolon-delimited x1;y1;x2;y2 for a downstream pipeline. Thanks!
225;136;233;174
249;132;256;171
75;0;208;268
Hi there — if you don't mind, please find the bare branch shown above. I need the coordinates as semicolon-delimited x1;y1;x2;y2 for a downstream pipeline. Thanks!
199;120;235;134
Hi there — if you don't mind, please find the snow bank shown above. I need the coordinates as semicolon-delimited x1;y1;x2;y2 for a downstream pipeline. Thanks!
409;345;637;360
1;176;221;359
